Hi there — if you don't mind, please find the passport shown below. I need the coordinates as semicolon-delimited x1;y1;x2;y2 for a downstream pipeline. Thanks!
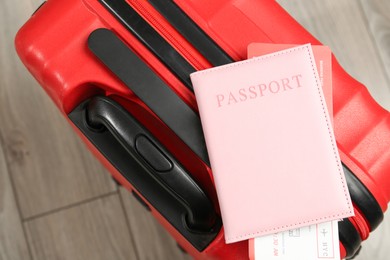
190;44;354;244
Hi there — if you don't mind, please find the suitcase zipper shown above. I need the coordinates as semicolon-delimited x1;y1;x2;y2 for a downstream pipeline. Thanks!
349;207;370;241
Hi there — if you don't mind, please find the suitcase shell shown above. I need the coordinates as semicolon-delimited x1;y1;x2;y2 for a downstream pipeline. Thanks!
15;0;390;259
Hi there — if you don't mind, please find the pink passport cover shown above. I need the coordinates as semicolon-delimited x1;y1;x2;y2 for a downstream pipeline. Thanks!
190;44;353;244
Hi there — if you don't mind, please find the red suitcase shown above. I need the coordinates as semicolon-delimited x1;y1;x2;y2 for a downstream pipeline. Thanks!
15;0;390;259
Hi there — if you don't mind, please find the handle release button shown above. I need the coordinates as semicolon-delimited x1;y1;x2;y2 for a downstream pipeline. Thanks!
135;135;173;172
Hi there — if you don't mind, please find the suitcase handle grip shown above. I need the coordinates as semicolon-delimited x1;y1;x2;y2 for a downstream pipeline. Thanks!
86;96;217;232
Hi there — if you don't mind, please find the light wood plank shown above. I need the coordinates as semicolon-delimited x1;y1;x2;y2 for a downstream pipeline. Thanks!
0;0;116;218
277;0;390;111
119;187;191;260
24;194;138;260
359;0;390;103
0;141;31;260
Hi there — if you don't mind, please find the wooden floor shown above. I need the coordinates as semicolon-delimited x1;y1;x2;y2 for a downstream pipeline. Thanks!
0;0;389;259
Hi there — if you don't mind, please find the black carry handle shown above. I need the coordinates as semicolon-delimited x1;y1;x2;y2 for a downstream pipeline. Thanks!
86;96;216;232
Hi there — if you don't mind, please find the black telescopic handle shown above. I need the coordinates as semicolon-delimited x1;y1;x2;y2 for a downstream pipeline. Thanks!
86;96;216;232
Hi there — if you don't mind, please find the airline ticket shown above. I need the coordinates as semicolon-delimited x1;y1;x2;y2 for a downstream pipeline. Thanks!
251;221;340;260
